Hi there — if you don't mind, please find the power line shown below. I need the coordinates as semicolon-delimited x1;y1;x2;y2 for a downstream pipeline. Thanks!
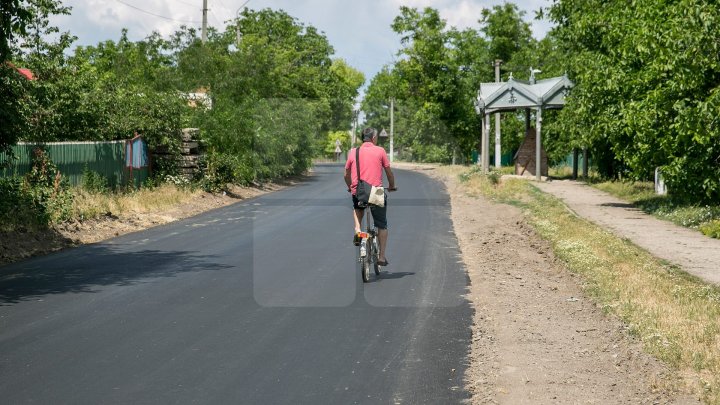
175;0;200;7
214;0;231;13
114;0;200;24
210;8;223;26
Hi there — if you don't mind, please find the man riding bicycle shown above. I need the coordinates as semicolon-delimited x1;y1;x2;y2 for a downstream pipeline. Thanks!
344;127;397;266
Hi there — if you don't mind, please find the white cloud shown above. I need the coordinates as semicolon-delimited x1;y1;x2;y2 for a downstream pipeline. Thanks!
442;0;483;29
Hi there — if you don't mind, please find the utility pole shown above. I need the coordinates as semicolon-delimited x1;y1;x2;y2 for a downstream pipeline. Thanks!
390;98;395;162
351;110;358;147
236;0;251;47
201;0;208;44
494;59;502;168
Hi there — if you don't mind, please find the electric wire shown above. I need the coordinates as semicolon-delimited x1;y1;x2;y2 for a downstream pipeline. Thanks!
175;0;200;7
114;0;200;24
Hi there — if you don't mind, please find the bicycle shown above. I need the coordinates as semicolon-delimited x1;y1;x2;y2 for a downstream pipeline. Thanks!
358;209;380;283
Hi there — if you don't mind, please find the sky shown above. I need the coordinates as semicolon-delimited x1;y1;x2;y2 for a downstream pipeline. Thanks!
53;0;554;92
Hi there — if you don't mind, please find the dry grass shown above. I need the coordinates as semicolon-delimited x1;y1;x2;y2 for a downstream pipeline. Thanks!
72;185;201;221
449;166;720;403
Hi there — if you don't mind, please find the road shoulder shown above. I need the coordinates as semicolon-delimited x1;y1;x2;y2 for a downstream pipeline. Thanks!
395;163;697;404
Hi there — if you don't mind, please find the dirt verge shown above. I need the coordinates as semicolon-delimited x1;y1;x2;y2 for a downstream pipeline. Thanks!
394;163;699;404
0;183;279;267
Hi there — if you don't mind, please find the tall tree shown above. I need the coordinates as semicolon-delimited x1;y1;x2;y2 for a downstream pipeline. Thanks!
548;0;720;202
0;0;31;61
479;2;534;74
19;0;75;68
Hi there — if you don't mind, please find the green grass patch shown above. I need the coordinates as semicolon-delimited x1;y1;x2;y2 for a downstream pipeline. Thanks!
454;168;720;403
593;181;720;238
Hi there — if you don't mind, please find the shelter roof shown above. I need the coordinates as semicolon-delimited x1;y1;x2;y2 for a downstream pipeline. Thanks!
476;74;573;113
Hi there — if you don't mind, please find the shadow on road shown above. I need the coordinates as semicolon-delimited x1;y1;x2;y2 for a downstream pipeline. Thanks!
375;271;415;281
0;245;232;305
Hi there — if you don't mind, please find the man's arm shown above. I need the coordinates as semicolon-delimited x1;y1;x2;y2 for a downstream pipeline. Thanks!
344;168;352;191
384;166;396;191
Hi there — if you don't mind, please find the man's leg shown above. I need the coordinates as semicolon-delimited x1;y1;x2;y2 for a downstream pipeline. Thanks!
371;204;389;264
353;209;364;233
377;228;388;263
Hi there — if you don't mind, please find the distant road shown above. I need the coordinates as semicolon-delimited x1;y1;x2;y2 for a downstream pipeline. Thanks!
0;163;471;404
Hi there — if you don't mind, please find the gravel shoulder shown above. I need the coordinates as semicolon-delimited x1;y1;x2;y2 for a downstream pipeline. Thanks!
0;183;276;267
395;163;699;404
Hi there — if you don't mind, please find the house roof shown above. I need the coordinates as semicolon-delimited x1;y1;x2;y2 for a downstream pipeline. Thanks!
4;62;36;80
476;74;573;113
16;68;35;80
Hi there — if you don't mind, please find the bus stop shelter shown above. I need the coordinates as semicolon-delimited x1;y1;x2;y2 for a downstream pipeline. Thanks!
476;72;573;180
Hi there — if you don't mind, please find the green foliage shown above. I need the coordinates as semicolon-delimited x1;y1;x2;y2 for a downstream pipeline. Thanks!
0;0;32;61
9;147;74;225
700;221;720;239
547;0;720;203
486;170;502;185
480;3;534;72
0;64;30;159
17;0;75;66
324;131;350;157
3;5;362;194
364;5;542;164
0;177;40;230
185;8;356;184
81;165;108;194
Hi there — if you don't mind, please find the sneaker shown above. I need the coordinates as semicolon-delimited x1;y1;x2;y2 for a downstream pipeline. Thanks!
353;233;361;246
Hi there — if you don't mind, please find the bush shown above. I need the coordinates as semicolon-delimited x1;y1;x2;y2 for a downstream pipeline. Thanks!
700;221;720;239
0;177;42;230
487;170;502;185
22;147;74;224
81;165;109;194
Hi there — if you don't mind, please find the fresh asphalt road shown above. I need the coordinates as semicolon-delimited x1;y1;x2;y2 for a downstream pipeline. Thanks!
0;164;472;404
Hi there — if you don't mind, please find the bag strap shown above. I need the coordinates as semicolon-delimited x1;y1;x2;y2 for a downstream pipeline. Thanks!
355;146;361;182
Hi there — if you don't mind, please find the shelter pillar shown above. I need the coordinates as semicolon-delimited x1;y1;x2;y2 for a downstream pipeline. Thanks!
536;107;542;181
478;115;484;167
495;114;501;168
483;112;491;173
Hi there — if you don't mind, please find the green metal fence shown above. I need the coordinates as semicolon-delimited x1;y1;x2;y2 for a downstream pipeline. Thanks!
0;141;149;188
555;153;591;168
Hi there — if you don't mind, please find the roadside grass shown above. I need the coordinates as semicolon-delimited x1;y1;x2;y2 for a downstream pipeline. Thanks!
445;166;720;403
593;181;720;239
72;184;201;221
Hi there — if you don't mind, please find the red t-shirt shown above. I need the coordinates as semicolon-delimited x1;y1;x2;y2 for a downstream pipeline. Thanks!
345;142;390;195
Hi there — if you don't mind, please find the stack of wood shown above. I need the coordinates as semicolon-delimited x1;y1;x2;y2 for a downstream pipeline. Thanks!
514;128;548;177
152;128;204;180
177;128;202;179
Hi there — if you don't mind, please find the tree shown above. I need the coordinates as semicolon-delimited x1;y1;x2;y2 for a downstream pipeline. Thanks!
19;0;75;68
547;0;720;202
0;0;31;61
479;3;534;74
0;63;30;159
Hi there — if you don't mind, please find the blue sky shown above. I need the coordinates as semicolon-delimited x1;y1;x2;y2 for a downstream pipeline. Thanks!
54;0;553;91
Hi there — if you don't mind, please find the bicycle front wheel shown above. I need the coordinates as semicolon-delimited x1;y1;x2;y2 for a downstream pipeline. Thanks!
360;243;370;283
372;237;380;276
